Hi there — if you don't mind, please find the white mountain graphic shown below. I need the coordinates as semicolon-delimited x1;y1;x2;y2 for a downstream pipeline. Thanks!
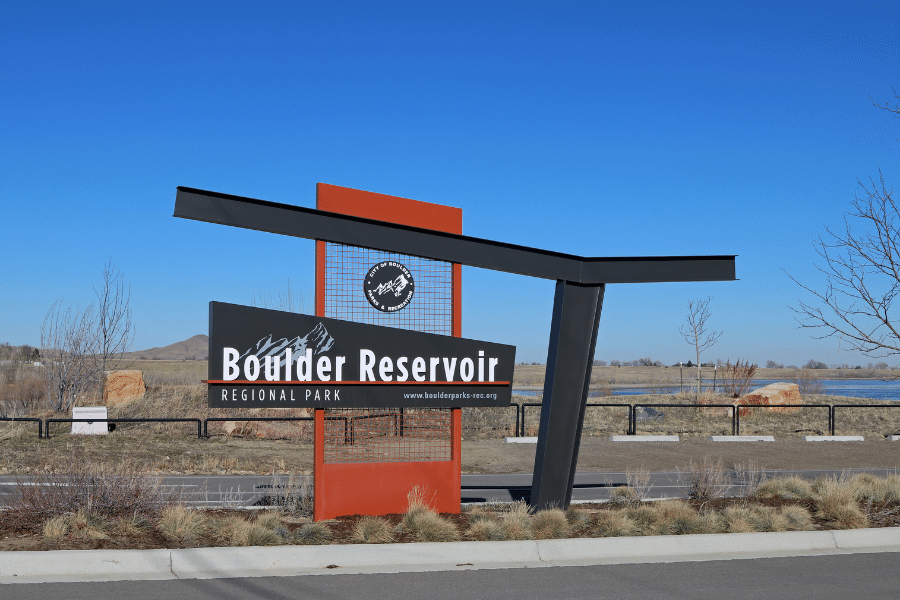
238;323;335;368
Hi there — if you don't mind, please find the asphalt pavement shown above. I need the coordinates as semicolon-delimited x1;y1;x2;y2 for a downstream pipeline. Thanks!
4;468;900;507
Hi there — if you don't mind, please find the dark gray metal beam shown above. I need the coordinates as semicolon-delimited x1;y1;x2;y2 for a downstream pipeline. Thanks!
530;281;605;510
174;186;736;284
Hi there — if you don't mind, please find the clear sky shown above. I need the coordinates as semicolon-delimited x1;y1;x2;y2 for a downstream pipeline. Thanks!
2;1;898;366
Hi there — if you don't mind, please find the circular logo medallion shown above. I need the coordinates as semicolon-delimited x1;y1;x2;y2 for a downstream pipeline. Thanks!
364;261;415;312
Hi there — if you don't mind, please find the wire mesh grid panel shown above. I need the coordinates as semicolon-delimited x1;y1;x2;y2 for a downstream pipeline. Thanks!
324;408;452;463
323;243;453;334
323;242;454;464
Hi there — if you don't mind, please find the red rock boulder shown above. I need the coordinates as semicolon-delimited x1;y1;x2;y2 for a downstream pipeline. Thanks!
102;370;146;406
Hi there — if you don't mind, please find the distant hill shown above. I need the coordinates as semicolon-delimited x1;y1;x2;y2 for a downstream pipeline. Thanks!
127;335;209;360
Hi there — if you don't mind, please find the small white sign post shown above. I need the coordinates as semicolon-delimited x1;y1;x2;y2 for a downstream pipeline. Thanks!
71;406;109;435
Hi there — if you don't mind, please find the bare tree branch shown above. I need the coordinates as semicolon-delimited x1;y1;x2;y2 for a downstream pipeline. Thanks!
93;260;134;398
40;300;97;412
788;170;900;357
679;296;722;397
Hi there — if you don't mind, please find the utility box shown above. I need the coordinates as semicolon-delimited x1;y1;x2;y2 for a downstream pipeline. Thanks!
71;406;109;435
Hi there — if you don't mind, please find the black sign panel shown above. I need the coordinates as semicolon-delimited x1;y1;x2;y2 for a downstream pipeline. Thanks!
208;302;515;408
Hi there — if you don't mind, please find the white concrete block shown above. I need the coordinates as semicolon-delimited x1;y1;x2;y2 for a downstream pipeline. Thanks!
505;437;537;443
610;435;679;442
887;435;900;441
803;435;864;441
708;435;775;442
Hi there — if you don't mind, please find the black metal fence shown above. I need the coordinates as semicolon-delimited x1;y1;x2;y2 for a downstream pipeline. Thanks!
9;401;900;439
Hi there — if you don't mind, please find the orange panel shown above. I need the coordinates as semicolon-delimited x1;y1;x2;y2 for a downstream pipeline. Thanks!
317;183;462;235
314;183;463;521
315;461;461;520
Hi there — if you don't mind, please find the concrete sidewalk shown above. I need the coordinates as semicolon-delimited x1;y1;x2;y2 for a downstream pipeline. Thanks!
1;527;899;584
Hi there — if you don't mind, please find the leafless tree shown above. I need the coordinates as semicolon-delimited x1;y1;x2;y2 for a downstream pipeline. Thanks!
251;277;310;313
790;89;900;357
678;297;722;396
40;301;97;412
93;260;133;397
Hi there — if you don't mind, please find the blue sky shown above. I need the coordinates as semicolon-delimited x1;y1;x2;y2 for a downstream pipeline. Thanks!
2;1;898;366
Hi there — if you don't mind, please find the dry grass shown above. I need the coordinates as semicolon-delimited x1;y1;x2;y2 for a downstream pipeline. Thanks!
294;522;332;545
754;476;814;501
159;505;206;543
685;457;728;501
531;508;569;539
591;510;634;537
350;516;394;544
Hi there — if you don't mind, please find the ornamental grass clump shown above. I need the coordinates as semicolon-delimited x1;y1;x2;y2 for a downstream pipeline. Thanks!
350;516;393;544
400;486;459;543
652;500;714;535
499;501;533;541
813;476;868;529
753;476;814;501
590;510;633;538
294;522;332;545
158;505;206;544
531;508;569;539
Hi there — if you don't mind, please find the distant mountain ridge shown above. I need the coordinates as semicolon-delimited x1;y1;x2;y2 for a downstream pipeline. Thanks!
127;335;209;360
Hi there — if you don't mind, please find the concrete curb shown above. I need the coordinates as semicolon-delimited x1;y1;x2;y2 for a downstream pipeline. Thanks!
609;435;680;442
804;436;865;441
1;527;898;584
708;436;775;442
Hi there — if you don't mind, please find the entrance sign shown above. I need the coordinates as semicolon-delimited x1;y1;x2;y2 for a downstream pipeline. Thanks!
175;185;736;511
208;301;514;408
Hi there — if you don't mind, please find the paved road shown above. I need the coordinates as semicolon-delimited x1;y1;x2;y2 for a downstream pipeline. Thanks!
3;467;898;507
4;553;898;599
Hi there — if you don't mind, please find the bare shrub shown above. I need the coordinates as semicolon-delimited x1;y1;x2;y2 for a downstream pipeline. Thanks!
8;459;179;527
734;461;766;498
684;457;728;501
265;471;313;517
531;508;569;539
350;516;394;544
295;522;332;545
721;360;758;398
626;467;653;502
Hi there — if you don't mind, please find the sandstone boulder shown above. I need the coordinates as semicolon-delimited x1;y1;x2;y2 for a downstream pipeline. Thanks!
737;382;801;415
103;370;145;406
700;382;802;417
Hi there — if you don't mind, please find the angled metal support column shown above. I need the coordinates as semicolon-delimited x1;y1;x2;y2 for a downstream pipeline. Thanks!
531;281;605;511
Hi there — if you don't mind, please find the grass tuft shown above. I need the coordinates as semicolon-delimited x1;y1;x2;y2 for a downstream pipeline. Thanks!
591;510;633;537
531;508;569;539
158;505;206;544
350;516;394;544
294;522;332;545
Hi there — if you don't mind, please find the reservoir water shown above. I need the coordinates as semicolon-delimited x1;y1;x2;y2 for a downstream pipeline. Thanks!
513;378;900;400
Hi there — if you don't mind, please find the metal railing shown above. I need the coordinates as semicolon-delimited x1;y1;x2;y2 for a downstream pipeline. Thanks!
45;418;203;439
831;404;900;436
0;417;43;439
632;403;738;436
6;401;900;440
204;416;313;439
